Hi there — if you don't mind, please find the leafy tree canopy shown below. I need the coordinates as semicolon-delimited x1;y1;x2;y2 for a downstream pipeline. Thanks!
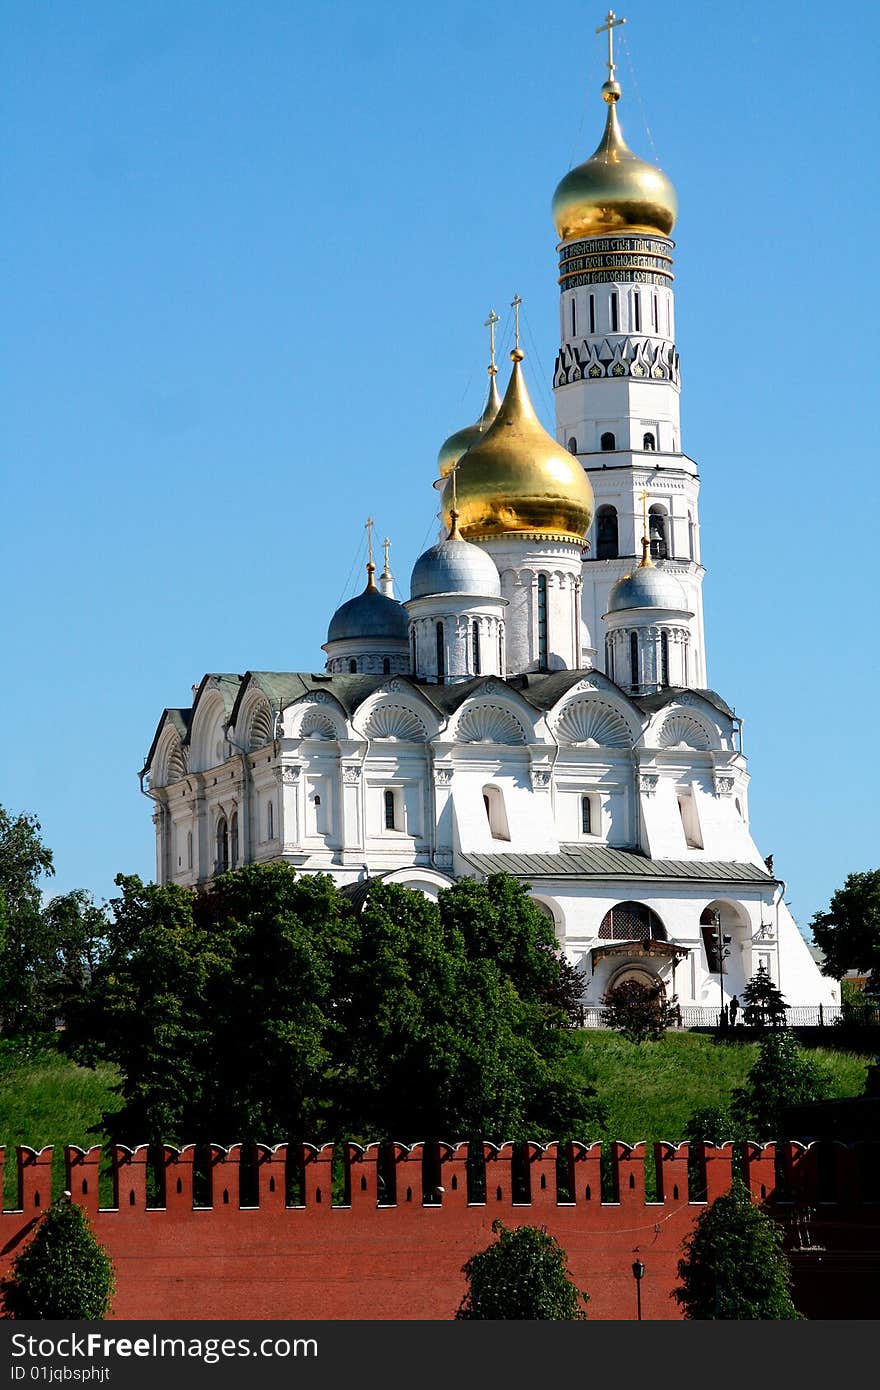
601;977;678;1042
810;869;880;995
455;1220;588;1320
1;1199;115;1319
674;1178;801;1319
66;867;604;1147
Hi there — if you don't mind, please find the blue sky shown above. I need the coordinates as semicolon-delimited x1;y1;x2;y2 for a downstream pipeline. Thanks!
1;0;877;930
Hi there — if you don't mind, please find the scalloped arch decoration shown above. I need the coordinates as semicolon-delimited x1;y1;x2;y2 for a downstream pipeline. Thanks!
658;714;712;750
160;737;187;785
363;704;427;742
246;701;274;751
555;698;632;748
457;704;527;746
298;710;338;741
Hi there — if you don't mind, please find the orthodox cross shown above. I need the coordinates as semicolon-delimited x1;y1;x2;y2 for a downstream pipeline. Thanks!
484;308;500;375
638;487;653;565
365;516;375;580
511;294;522;351
596;9;626;83
382;536;391;573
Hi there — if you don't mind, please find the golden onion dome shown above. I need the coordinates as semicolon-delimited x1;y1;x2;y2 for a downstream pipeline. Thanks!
442;350;594;543
552;82;677;242
437;372;502;480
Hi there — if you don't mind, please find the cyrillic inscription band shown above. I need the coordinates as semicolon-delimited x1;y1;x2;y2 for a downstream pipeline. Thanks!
558;233;674;290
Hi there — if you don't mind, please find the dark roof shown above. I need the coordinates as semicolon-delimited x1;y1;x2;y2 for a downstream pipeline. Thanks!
461;845;774;885
632;687;738;721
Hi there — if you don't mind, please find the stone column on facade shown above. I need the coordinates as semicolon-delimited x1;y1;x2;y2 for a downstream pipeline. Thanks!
340;762;364;851
432;758;454;872
276;763;302;852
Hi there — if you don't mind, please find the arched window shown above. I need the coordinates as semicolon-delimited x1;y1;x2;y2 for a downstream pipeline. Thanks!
643;431;656;451
568;436;578;454
230;811;239;868
581;795;592;835
605;636;615;682
384;788;396;831
700;907;725;973
348;658;357;673
435;621;445;683
629;632;639;689
267;799;274;840
600;431;616;451
599;902;667;942
660;630;669;687
382;657;391;674
649;505;668;560
482;785;510;841
216;816;229;873
596;505;619;559
472;619;481;676
537;574;549;669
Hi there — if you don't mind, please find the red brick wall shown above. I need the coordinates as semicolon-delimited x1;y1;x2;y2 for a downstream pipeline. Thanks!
1;1140;877;1321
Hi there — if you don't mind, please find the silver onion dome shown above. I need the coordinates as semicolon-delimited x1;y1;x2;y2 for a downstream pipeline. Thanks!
607;565;688;613
327;584;409;643
410;534;501;600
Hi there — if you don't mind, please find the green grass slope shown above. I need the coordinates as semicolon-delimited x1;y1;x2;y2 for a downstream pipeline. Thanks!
0;1033;870;1206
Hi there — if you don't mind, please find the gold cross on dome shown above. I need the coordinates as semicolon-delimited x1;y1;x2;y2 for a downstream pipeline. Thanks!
484;308;500;374
511;294;522;350
596;9;626;83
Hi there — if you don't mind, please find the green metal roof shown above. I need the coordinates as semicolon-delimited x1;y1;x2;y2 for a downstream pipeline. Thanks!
461;845;773;885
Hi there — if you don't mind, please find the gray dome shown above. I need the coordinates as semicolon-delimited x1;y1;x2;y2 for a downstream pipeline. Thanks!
607;565;687;614
327;583;409;644
410;534;501;600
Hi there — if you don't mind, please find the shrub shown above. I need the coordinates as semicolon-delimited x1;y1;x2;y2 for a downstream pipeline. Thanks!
1;1198;115;1319
456;1220;588;1320
602;978;678;1042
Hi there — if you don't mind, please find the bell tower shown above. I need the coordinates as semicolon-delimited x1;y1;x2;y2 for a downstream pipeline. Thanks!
551;12;707;685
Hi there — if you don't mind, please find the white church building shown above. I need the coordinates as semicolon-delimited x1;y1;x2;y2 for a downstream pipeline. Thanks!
142;31;836;1016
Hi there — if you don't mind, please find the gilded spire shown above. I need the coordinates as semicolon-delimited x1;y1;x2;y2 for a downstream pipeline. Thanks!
638;489;654;568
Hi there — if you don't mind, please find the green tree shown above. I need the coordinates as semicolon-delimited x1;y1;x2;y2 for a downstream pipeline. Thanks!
740;962;788;1029
601;977;677;1042
455;1220;588;1319
1;1199;115;1319
730;1031;831;1139
674;1178;800;1319
0;806;54;1034
810;869;880;996
67;867;604;1147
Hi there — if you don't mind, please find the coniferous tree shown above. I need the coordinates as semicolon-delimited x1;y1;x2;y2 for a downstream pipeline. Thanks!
740;962;788;1029
674;1178;801;1319
731;1031;831;1138
456;1221;588;1320
1;1199;115;1319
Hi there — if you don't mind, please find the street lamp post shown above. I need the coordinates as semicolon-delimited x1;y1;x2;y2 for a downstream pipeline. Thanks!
632;1259;645;1320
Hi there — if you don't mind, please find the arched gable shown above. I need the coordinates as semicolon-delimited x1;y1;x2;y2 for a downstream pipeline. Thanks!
455;701;529;746
548;677;641;749
353;683;438;742
190;689;232;773
651;699;725;753
239;693;274;751
284;692;348;743
152;724;188;788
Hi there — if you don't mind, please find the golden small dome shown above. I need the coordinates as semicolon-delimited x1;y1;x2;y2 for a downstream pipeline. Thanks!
437;372;501;480
442;350;594;543
552;86;677;242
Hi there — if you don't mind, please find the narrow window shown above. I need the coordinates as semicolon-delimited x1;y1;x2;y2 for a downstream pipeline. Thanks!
382;657;390;674
483;786;511;841
570;296;576;336
581;795;592;835
348;658;357;673
660;630;669;687
472;620;481;675
589;294;595;334
688;512;695;560
666;298;671;335
633;292;641;332
216;816;229;873
683;641;689;686
186;830;193;870
643;431;656;451
267;799;274;840
600;431;616;451
230;811;239;868
436;621;445;682
384;788;396;831
630;632;639;690
610;292;618;332
679;794;704;849
411;631;417;672
498;627;504;675
537;574;549;669
596;505;619;559
606;636;615;683
652;293;659;332
568;436;578;454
